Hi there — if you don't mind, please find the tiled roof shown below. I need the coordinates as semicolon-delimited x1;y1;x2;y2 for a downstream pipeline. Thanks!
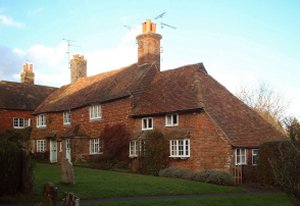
0;81;57;111
34;63;157;113
131;63;284;147
34;61;284;147
131;63;205;116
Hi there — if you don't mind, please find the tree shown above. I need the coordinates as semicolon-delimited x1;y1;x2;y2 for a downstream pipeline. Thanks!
236;82;289;133
284;117;300;142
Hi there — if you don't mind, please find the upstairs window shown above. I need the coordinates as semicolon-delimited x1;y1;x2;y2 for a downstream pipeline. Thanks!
63;111;71;125
235;148;247;165
252;149;259;165
36;140;46;152
89;105;102;121
170;139;190;158
89;138;102;154
36;114;46;128
142;117;153;130
165;114;179;127
13;118;30;129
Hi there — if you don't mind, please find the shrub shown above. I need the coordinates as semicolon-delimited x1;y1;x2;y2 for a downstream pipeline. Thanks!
257;140;300;203
196;170;235;186
0;140;22;195
159;168;235;186
138;130;169;175
91;124;130;169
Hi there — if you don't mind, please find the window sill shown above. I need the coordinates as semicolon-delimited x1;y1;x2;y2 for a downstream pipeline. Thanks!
89;152;103;155
169;156;190;160
142;128;153;131
63;123;71;126
13;127;25;129
129;155;138;158
36;126;47;129
165;124;179;127
90;117;102;122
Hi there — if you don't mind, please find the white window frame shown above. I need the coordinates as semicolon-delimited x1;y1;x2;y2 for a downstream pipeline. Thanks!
169;139;190;158
59;142;63;152
142;117;153;131
13;118;31;129
36;114;46;128
36;140;46;152
129;140;143;158
235;148;247;165
89;138;102;154
89;105;102;121
165;113;179;127
252;149;259;165
63;111;71;125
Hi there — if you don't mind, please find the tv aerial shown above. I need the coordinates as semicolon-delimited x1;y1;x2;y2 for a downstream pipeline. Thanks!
62;38;80;69
124;25;137;31
154;12;176;29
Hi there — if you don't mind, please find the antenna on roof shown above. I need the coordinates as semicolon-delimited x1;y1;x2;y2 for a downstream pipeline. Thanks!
62;38;80;69
160;22;176;29
124;25;136;31
153;12;177;30
154;12;166;20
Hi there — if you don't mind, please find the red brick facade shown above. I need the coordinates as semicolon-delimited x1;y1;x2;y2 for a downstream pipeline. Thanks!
0;109;33;133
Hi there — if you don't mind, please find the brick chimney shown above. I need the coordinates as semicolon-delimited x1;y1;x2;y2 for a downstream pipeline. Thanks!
136;19;162;70
70;54;87;83
20;63;35;84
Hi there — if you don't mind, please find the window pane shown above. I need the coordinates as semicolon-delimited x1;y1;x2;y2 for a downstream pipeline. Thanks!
173;114;178;124
148;118;152;128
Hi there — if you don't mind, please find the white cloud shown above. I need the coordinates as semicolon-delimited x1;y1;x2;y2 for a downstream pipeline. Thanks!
0;14;25;28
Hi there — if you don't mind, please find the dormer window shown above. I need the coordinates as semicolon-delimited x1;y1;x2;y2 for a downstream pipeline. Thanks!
142;117;153;130
89;105;102;121
36;114;46;128
165;114;179;127
63;111;71;125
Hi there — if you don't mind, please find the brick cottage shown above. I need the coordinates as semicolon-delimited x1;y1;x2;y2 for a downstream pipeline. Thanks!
0;64;56;133
29;19;284;174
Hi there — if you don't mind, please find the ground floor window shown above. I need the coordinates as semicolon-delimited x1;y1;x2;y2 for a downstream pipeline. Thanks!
252;149;259;165
129;140;143;157
89;138;102;154
36;140;46;152
169;139;190;158
235;148;247;165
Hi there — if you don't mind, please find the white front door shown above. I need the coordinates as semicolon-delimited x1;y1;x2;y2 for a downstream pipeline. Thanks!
65;139;71;162
50;140;57;163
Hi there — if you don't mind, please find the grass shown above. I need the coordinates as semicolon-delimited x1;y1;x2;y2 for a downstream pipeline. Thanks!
0;162;293;206
85;194;293;206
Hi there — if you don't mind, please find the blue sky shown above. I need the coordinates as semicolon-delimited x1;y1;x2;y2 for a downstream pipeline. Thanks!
0;0;299;117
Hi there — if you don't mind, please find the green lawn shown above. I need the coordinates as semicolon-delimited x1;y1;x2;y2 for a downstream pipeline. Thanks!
85;194;293;206
0;162;293;206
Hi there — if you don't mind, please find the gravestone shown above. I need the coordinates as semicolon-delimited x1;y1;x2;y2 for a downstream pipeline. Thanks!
41;182;57;206
61;192;80;206
61;158;75;184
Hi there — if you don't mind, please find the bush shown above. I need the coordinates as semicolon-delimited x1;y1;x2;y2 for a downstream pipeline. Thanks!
159;168;235;186
91;124;130;169
0;140;22;195
196;170;235;186
257;140;300;203
138;130;169;175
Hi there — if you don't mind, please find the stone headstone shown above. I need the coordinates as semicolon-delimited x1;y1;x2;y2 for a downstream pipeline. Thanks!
61;192;80;206
61;158;75;184
41;182;57;206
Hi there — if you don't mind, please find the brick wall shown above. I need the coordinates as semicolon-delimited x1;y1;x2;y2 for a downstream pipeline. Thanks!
31;98;132;162
130;111;233;173
0;109;33;133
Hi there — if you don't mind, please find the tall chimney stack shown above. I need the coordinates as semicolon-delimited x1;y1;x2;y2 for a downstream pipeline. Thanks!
70;54;87;83
136;19;162;70
21;63;35;84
